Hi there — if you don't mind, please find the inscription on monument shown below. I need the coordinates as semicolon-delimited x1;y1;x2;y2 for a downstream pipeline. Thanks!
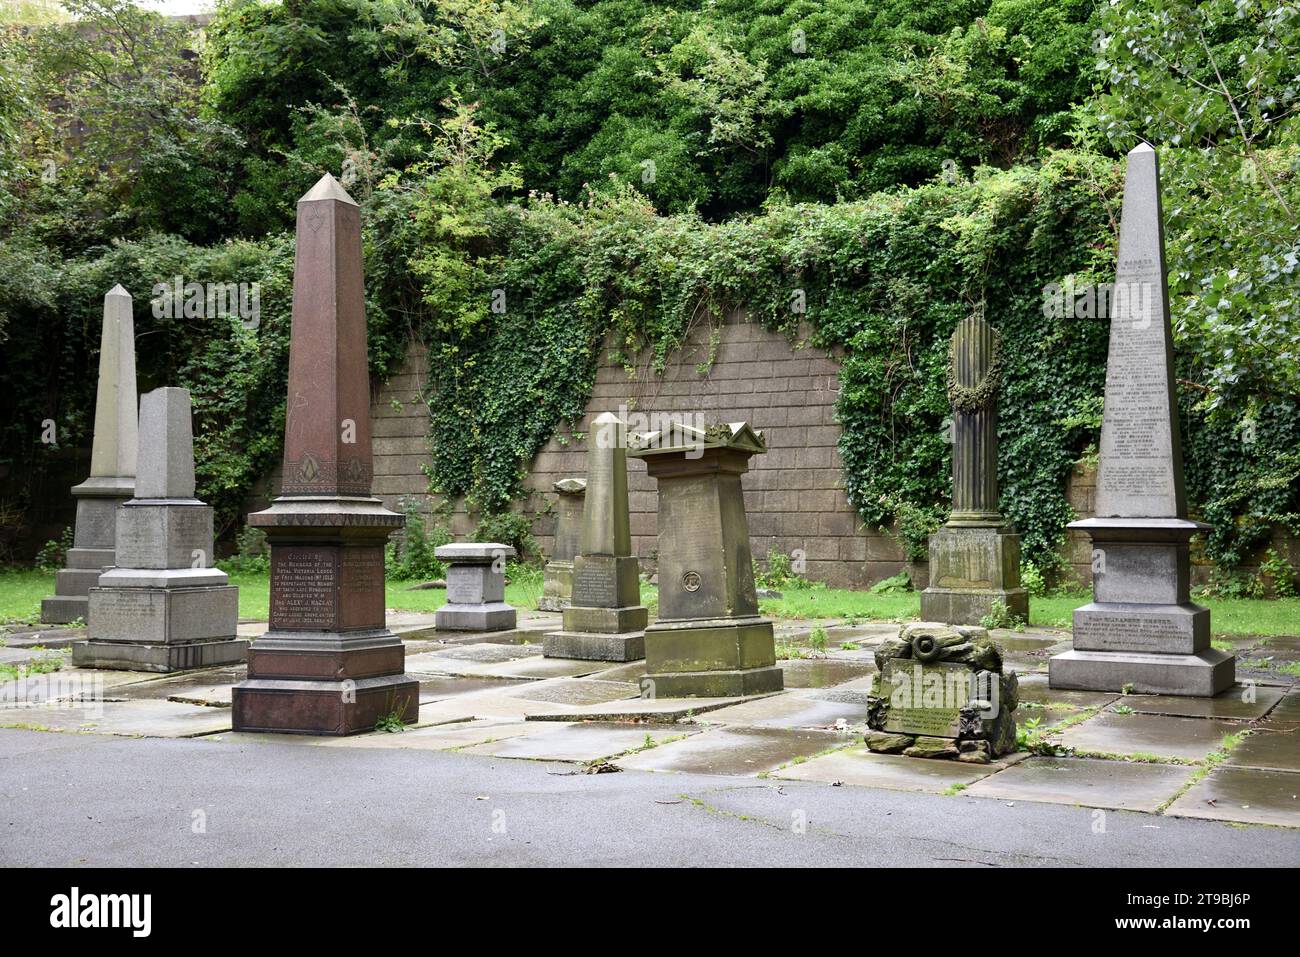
880;659;979;739
573;561;617;607
271;547;337;629
90;589;163;642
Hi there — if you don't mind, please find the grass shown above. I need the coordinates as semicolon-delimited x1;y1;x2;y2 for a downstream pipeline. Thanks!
2;568;1299;638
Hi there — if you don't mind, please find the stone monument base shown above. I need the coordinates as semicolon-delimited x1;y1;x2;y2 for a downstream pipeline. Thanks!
543;630;645;662
72;637;248;672
435;602;517;631
642;616;784;697
41;483;133;624
919;586;1029;627
1049;647;1234;697
538;559;573;612
920;525;1028;626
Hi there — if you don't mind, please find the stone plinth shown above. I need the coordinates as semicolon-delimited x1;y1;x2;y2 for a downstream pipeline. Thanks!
232;175;417;735
435;543;517;631
628;422;782;696
920;313;1028;625
74;388;245;672
1049;145;1233;697
42;285;139;624
544;415;647;661
865;622;1018;761
539;477;585;611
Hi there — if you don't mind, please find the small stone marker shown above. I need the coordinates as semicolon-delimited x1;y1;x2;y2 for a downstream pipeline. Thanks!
73;388;246;672
538;477;585;611
41;285;139;624
627;421;783;697
231;173;418;735
920;310;1029;625
435;543;517;631
866;622;1018;762
544;414;648;661
1049;144;1234;697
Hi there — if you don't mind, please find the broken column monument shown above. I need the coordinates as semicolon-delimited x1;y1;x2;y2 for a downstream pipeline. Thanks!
232;173;418;735
74;387;245;671
538;477;585;611
628;422;783;696
41;285;138;624
434;543;517;631
920;311;1029;626
544;414;648;661
1049;143;1234;697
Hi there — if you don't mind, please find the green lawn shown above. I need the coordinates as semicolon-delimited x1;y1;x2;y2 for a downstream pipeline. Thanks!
2;568;1297;638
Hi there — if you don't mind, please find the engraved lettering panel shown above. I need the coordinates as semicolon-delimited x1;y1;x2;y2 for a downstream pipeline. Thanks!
338;546;385;630
270;546;337;629
1073;610;1197;654
880;660;973;739
572;560;617;608
90;589;165;643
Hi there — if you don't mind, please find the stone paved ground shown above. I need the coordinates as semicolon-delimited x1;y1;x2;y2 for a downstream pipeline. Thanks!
2;610;1298;864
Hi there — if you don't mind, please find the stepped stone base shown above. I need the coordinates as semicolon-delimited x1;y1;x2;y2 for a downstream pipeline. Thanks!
72;637;248;673
543;630;645;662
1049;648;1235;697
435;602;517;632
232;673;420;735
642;617;784;698
920;587;1028;627
40;595;89;625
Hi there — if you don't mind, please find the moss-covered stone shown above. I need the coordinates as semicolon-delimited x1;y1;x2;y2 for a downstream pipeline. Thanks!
865;731;914;754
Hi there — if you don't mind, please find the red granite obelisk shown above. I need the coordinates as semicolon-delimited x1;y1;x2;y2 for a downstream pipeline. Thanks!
232;174;418;734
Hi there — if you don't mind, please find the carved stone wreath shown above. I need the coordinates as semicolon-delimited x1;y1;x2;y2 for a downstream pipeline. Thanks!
946;325;1003;413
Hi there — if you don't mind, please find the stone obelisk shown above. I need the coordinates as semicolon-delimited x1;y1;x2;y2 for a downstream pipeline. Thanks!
628;421;783;696
75;388;246;671
538;477;585;611
920;312;1028;625
1050;144;1234;697
232;174;418;735
42;285;138;624
544;414;648;661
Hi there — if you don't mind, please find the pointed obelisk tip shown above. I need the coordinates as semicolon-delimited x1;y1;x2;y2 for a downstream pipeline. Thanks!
105;283;131;299
299;172;359;206
1129;142;1155;156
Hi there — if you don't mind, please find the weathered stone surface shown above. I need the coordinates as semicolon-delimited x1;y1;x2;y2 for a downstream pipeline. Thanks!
1051;144;1233;698
539;477;585;611
1109;684;1285;721
772;747;1004;793
629;422;783;696
134;387;196;500
903;735;961;759
1224;724;1300;773
41;285;138;624
1058;711;1242;762
613;726;843;776
1165;767;1300;828
435;543;517;632
702;690;873;731
964;756;1193;811
460;721;698;762
865;731;915;753
233;175;417;735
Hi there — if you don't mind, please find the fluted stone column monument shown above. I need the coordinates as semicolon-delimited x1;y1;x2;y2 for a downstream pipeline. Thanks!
74;388;245;671
920;312;1028;625
1051;144;1233;697
544;414;648;661
628;422;782;696
41;285;138;624
232;174;418;735
539;478;585;611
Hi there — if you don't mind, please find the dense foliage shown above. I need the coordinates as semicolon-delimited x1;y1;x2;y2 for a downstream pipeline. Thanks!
0;0;1296;583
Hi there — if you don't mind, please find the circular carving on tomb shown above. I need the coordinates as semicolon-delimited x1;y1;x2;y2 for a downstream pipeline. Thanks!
681;571;702;592
912;634;942;662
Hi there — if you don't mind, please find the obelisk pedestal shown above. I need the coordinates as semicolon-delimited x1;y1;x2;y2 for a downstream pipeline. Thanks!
74;388;246;671
544;414;647;661
920;313;1028;625
41;285;138;624
434;543;517;631
628;422;783;696
539;478;586;611
1049;144;1233;697
232;174;418;735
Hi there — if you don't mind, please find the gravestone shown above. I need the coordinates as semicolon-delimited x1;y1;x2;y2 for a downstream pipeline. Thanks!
544;414;648;661
41;285;138;624
920;312;1029;625
1050;144;1234;697
435;543;517;631
231;174;418;735
74;388;246;672
628;421;783;696
865;622;1018;761
538;478;585;611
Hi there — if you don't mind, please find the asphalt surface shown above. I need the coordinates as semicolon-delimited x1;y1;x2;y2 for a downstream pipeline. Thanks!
2;728;1296;867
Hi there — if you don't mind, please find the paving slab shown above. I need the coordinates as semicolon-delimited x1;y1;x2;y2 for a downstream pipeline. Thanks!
587;660;649;683
458;721;700;762
417;675;526;703
524;694;767;724
1107;684;1286;720
0;698;231;737
1058;712;1244;762
1269;690;1300;724
615;726;846;776
505;678;639;707
320;718;535;751
695;690;871;730
1016;673;1122;710
777;657;875;689
771;747;1002;793
993;635;1061;653
404;647;601;680
963;756;1192;812
1165;766;1300;828
0;668;166;707
1225;725;1300;773
1018;707;1085;731
1;626;83;649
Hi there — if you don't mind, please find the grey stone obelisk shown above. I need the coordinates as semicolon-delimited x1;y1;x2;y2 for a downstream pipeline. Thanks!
74;388;246;671
1050;144;1233;696
920;312;1028;625
544;415;647;661
41;285;139;624
539;477;586;611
